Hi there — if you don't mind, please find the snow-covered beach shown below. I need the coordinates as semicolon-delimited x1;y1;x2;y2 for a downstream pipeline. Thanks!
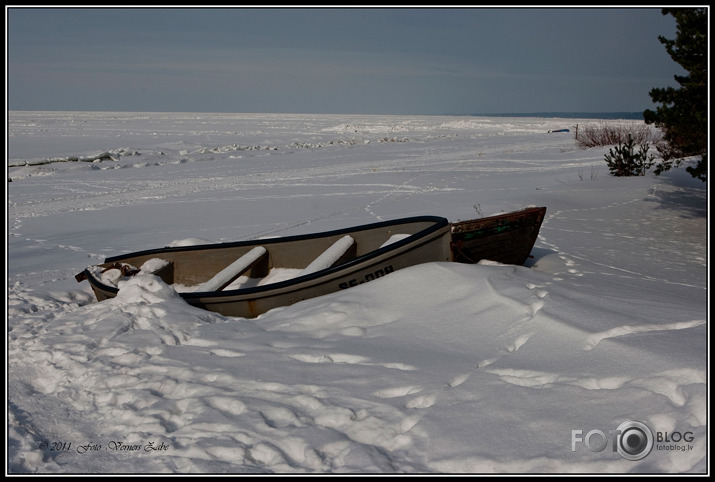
7;111;708;474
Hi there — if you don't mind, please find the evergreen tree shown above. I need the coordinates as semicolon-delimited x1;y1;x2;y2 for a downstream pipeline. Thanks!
643;8;707;182
604;135;656;177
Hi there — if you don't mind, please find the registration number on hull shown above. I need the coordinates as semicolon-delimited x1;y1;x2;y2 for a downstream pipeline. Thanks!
338;265;394;289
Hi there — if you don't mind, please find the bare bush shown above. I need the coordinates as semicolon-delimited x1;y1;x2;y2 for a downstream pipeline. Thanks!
576;122;663;149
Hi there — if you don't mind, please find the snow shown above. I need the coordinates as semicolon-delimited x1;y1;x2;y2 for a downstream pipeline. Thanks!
298;235;355;277
6;111;708;474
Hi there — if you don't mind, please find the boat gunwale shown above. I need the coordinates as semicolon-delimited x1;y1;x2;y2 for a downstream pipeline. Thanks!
450;206;546;230
83;215;450;299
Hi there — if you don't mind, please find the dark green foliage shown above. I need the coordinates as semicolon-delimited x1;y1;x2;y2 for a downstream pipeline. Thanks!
604;135;655;177
643;8;707;182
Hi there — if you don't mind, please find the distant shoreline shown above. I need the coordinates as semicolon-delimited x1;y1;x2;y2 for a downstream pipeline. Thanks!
465;112;645;120
8;110;645;120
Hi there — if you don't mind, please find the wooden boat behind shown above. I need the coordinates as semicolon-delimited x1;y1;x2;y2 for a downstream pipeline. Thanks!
77;207;546;318
451;206;546;265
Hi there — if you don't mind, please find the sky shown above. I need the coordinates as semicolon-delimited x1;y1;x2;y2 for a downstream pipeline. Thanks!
6;7;687;115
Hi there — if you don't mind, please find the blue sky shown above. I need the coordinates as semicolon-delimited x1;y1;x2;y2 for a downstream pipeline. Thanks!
7;7;684;115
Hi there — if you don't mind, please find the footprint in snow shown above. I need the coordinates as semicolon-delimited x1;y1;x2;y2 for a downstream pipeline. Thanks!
372;385;423;399
209;348;246;358
447;373;470;388
406;394;437;409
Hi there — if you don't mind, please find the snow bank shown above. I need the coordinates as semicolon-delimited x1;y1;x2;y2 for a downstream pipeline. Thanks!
7;112;707;474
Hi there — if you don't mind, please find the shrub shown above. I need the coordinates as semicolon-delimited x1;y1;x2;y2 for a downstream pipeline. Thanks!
576;121;662;149
604;135;656;177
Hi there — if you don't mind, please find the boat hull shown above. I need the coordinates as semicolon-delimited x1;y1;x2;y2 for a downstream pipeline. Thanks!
450;206;546;265
189;226;451;317
80;208;545;318
83;216;452;318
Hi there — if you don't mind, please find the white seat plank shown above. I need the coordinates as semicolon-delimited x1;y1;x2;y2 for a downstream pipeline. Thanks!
197;246;267;292
379;233;411;248
298;235;355;277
